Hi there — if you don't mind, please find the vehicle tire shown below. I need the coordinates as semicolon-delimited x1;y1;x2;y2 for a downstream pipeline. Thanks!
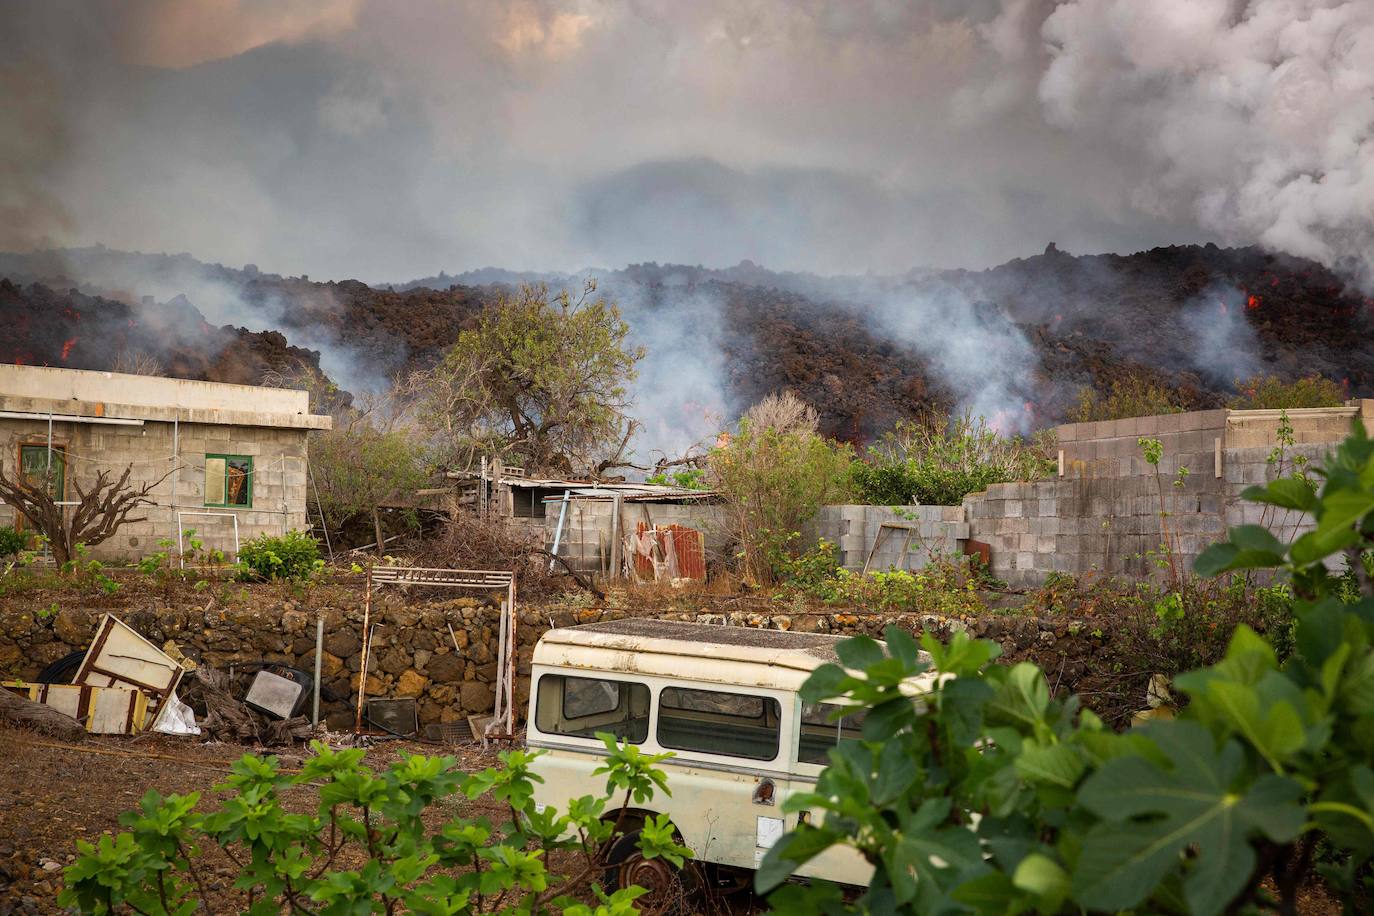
604;828;700;914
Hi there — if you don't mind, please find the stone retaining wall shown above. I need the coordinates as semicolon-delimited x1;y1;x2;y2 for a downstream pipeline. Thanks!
0;593;1119;730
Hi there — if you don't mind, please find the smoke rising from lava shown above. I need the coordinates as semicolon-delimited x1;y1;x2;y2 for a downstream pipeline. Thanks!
2;0;1371;457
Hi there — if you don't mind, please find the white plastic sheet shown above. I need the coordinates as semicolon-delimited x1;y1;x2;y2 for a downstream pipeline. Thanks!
152;689;201;736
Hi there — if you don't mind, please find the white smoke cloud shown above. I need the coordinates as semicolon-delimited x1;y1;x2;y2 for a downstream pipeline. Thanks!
1019;0;1374;288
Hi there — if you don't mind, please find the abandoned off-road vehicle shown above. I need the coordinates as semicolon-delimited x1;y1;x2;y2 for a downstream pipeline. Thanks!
526;619;938;900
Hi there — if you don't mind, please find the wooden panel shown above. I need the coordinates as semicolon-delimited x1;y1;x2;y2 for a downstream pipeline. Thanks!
74;614;183;728
4;681;148;734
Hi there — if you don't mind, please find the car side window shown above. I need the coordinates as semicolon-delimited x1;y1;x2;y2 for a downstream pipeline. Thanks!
797;701;866;764
535;674;650;743
657;686;780;761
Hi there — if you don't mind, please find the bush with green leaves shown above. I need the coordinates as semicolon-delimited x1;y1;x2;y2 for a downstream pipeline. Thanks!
1068;374;1188;423
61;736;689;915
1228;373;1346;411
850;414;1054;507
760;421;1374;914
710;409;854;585
236;530;325;580
0;524;25;559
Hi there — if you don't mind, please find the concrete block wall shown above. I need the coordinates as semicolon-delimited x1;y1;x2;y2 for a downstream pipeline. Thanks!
809;504;969;572
810;402;1374;589
0;417;312;561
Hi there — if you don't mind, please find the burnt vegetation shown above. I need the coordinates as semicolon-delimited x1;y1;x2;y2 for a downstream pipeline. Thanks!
1;243;1371;442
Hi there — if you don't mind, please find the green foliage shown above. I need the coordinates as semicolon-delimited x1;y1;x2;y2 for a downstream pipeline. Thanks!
762;421;1374;914
850;413;1054;507
0;524;23;559
772;537;842;592
1069;374;1186;422
415;280;644;475
1229;373;1347;410
710;415;854;585
311;422;430;533
236;530;324;581
644;468;707;490
61;737;689;915
783;555;991;615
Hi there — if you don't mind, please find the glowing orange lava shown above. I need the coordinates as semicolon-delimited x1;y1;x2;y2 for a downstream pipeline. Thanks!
1246;295;1260;310
61;337;77;360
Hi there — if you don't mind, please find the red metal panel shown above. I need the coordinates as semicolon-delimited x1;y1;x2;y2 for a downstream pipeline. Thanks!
632;522;706;581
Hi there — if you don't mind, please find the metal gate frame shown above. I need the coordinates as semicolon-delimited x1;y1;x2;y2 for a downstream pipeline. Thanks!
359;566;518;740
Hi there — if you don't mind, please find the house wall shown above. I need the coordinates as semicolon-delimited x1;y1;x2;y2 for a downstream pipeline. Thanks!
0;416;312;561
812;401;1374;587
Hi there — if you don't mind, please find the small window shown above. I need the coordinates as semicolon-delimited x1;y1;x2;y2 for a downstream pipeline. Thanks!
19;444;65;498
658;686;781;761
798;702;866;765
536;674;649;743
205;454;252;507
511;488;548;519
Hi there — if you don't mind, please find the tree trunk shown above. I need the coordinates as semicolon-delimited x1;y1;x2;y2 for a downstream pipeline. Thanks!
0;687;87;742
373;508;386;558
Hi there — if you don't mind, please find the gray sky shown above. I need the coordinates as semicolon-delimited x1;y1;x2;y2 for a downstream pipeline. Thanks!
4;1;1370;284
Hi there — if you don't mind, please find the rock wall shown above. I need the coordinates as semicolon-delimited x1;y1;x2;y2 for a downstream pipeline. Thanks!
0;589;1139;730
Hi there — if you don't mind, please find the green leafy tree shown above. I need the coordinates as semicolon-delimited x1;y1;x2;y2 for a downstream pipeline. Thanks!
311;421;430;542
759;421;1374;914
413;281;644;477
709;393;854;585
61;736;690;915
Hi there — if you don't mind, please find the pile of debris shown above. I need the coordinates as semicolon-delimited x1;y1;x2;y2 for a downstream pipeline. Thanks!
0;613;313;746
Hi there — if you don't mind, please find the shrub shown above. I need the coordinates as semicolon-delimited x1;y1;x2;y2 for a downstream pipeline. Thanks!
1228;373;1346;410
0;525;23;559
236;530;324;580
710;394;854;585
645;467;707;490
783;554;991;616
760;421;1374;914
61;737;688;914
850;413;1054;506
1069;374;1186;422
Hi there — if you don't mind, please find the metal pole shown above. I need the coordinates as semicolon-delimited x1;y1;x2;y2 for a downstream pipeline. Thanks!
309;459;333;560
355;566;372;733
46;412;54;562
507;580;517;734
548;490;570;571
312;613;324;727
610;494;623;581
170;416;180;546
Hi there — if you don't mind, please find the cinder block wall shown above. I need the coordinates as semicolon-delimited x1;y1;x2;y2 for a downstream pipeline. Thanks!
0;417;310;561
809;401;1374;588
808;505;969;572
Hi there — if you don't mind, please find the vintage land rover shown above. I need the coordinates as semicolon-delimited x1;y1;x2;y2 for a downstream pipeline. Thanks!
526;618;937;897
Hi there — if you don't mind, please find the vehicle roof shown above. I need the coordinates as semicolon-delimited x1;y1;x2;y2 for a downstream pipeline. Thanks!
532;619;860;690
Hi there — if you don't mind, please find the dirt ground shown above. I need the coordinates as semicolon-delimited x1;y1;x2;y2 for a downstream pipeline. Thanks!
0;726;1342;915
0;727;508;914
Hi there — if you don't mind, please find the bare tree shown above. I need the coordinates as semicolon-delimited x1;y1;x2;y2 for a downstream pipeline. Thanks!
111;348;165;377
744;390;819;437
0;463;170;566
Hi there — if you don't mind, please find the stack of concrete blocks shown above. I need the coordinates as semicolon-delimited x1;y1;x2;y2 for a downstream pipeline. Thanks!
542;498;731;577
810;504;969;572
